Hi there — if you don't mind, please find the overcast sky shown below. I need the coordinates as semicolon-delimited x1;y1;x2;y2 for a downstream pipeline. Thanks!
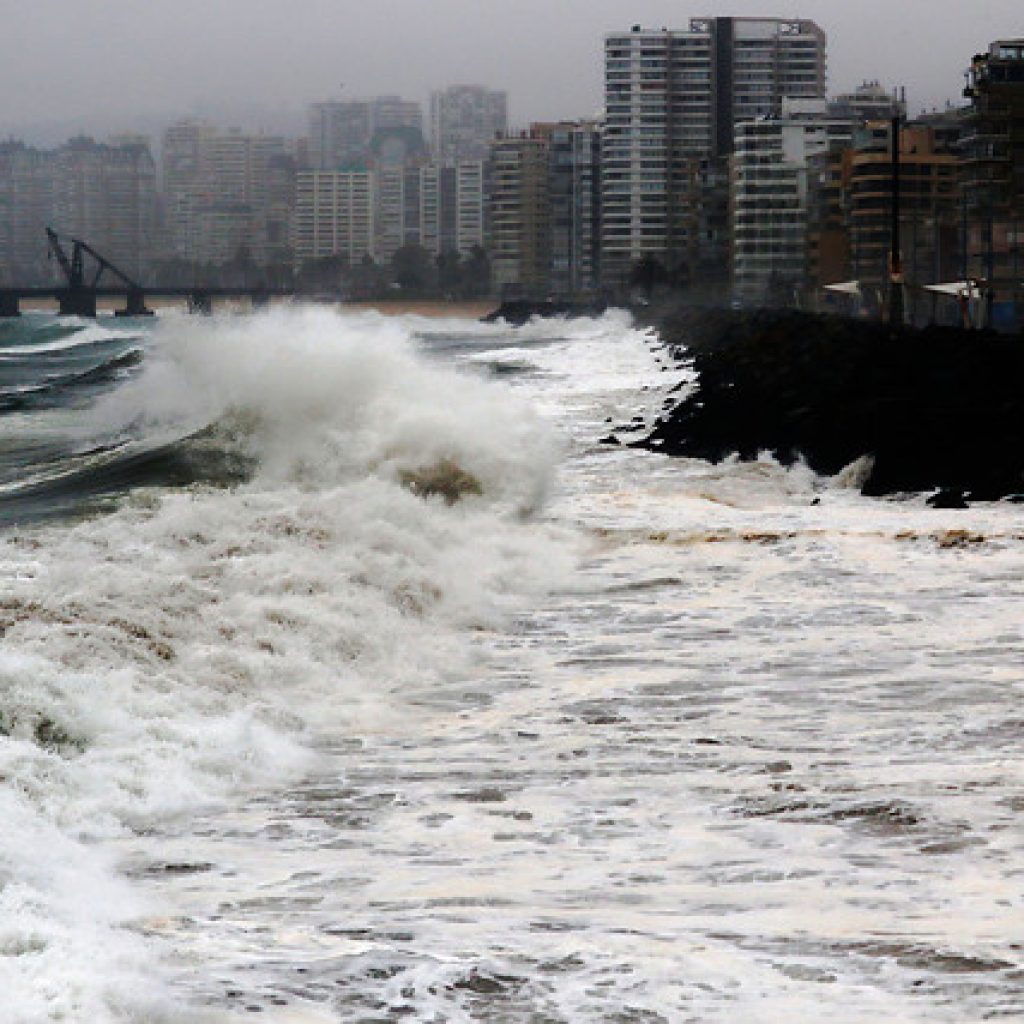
1;0;1021;144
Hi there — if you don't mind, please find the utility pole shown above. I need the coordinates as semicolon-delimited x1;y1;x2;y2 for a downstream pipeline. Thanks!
888;111;905;331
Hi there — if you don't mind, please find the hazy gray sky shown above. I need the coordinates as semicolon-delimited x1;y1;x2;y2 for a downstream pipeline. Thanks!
1;1;1021;143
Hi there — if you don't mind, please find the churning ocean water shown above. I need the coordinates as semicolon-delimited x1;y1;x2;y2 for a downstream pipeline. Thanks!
0;307;1020;1023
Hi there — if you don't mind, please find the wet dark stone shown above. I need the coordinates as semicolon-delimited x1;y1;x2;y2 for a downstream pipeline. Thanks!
128;860;214;879
481;299;608;326
452;787;507;803
638;306;1024;499
927;487;969;509
450;969;523;995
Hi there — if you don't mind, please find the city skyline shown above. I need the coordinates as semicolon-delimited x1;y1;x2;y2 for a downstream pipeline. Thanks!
1;0;1021;144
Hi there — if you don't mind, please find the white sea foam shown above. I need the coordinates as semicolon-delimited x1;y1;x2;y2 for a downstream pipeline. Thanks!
0;306;573;1021
0;321;137;357
3;307;1021;1022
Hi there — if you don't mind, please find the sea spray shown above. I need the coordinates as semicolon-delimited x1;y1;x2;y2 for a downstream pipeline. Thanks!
85;305;558;514
0;306;573;1020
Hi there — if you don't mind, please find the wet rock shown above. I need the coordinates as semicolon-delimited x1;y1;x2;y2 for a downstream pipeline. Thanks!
927;487;968;509
452;786;507;803
639;306;1024;499
451;969;521;995
481;299;608;326
399;458;482;504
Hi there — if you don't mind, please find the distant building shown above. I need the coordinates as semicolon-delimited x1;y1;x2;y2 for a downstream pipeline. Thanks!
601;27;702;290
308;101;372;170
372;164;420;264
308;96;423;170
430;85;508;165
845;120;959;309
829;81;904;124
0;142;55;283
538;121;601;296
452;161;487;256
58;137;157;279
732;99;853;304
293;170;375;265
294;157;486;273
262;153;299;266
488;123;601;298
601;18;828;290
961;39;1024;323
161;122;287;265
419;161;487;257
0;136;156;284
805;146;852;292
489;131;550;297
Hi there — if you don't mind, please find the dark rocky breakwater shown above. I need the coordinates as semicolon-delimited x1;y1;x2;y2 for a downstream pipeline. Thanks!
482;298;609;326
635;307;1024;501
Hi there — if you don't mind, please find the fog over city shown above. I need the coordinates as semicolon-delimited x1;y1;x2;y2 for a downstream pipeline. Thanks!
2;0;1021;142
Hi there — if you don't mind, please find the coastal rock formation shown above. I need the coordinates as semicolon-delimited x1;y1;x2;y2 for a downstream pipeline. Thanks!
638;307;1024;500
482;298;608;326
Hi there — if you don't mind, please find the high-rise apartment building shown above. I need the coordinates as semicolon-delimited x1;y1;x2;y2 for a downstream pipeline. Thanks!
308;96;423;170
602;27;705;290
419;161;487;257
731;99;852;303
453;161;487;256
162;122;287;265
0;136;156;283
293;170;375;265
430;85;508;164
373;164;419;263
540;122;602;296
308;101;372;170
601;18;827;290
489;132;550;297
0;142;55;283
294;160;483;270
488;123;601;298
961;39;1024;323
845;121;959;301
830;81;904;124
722;18;827;151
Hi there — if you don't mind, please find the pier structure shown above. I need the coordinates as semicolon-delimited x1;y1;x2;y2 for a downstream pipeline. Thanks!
0;229;291;317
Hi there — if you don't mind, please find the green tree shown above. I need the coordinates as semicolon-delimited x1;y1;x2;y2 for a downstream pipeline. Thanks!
436;249;462;296
391;244;434;294
461;246;491;298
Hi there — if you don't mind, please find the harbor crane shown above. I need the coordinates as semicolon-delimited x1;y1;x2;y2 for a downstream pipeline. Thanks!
45;227;152;316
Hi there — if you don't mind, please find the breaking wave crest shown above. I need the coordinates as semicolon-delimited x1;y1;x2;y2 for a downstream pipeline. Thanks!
0;306;570;1021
